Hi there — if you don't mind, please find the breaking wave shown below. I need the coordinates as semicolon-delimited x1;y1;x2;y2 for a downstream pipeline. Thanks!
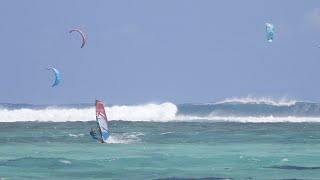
1;97;320;123
214;96;297;106
0;102;177;122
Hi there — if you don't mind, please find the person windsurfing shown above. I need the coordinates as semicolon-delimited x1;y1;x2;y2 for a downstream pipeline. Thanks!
90;99;109;143
90;128;105;143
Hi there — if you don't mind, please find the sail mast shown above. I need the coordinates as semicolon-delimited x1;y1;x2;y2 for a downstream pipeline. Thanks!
95;100;103;140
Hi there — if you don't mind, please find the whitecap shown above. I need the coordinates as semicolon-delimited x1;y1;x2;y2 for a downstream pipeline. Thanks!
69;133;84;138
106;132;145;144
59;160;71;164
160;132;173;135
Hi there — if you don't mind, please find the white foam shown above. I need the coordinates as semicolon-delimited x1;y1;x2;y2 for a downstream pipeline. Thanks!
160;132;173;135
0;102;177;122
1;101;320;123
69;133;84;138
107;103;177;121
106;132;145;144
215;96;297;106
59;160;72;164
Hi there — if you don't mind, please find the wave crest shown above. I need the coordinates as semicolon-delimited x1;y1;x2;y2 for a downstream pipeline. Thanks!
1;99;320;123
0;102;177;122
108;102;177;121
216;96;297;106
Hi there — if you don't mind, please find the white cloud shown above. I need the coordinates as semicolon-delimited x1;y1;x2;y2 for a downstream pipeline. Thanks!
305;8;320;29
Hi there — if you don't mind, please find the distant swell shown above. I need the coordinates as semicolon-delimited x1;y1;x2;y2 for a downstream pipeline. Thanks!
215;96;297;106
156;177;231;180
266;165;320;170
175;115;320;123
0;157;74;168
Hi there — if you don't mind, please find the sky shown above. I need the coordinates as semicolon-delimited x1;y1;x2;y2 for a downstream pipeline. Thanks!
1;1;320;104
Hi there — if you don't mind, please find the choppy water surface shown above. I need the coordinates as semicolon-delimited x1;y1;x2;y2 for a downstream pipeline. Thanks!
1;121;320;179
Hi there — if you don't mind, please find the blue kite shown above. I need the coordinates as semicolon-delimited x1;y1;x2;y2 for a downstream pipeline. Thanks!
266;23;274;42
47;68;61;87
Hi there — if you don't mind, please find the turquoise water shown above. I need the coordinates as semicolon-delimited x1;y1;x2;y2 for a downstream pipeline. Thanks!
1;121;320;179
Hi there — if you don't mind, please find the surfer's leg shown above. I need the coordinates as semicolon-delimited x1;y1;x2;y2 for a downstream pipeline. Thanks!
90;133;99;140
98;138;105;143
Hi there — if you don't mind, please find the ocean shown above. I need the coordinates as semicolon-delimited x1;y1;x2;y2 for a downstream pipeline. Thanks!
1;98;320;179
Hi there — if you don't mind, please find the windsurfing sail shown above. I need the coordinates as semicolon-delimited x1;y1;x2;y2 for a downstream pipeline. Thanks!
95;100;109;142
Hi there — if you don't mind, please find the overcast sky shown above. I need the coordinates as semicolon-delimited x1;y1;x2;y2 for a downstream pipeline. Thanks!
1;1;320;104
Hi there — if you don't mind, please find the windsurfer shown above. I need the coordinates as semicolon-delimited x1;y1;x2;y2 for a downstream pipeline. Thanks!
92;100;109;144
90;128;105;143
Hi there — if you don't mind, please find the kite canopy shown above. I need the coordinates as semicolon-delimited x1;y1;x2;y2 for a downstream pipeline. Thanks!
69;29;86;48
47;68;61;87
266;23;274;42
